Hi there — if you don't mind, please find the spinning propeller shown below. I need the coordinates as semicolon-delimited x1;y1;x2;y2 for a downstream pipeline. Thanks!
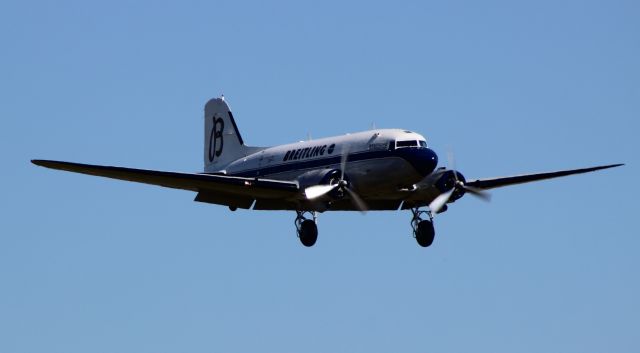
304;147;368;213
428;152;491;214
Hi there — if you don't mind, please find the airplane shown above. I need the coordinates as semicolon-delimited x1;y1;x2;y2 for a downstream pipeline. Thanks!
32;96;623;247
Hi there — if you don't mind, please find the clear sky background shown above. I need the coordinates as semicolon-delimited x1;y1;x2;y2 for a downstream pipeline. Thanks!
1;1;638;352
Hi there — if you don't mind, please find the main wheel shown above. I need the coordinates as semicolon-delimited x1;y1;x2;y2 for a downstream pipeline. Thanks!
299;219;318;247
415;220;435;247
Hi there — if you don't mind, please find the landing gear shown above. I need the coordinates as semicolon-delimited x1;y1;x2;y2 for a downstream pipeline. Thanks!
411;208;436;247
292;209;436;248
295;211;318;247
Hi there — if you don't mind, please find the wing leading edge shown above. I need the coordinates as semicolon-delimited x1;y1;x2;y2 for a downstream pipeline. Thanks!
465;163;624;190
31;160;300;208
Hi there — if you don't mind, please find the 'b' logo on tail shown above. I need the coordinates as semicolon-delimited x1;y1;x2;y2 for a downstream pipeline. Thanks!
208;116;224;162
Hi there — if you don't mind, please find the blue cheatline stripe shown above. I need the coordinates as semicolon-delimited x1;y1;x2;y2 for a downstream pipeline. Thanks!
221;148;433;178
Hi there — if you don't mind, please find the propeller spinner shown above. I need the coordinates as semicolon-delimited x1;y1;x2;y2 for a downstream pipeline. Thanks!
428;152;491;214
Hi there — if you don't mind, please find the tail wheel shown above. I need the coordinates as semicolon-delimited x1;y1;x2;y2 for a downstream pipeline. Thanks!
415;220;435;247
299;219;318;247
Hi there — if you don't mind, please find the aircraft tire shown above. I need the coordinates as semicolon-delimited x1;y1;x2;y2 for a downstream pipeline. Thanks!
299;220;318;247
415;220;435;247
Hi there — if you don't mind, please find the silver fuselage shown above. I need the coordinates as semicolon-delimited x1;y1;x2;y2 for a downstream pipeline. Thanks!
222;129;439;200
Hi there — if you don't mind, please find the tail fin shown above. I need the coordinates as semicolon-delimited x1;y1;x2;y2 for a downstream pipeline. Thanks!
204;97;253;172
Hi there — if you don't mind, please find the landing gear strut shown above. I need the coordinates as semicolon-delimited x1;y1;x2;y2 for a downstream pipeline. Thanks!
411;208;435;247
295;211;318;247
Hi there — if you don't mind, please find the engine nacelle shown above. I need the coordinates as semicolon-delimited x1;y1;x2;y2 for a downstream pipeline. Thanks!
435;170;466;202
296;169;338;188
296;169;348;198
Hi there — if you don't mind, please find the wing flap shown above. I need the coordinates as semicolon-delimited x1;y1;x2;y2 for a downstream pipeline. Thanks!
194;191;255;209
32;159;299;198
465;163;624;190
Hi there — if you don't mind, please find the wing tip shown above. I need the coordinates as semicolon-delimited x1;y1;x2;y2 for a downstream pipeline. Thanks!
32;159;62;168
31;159;69;170
600;163;625;170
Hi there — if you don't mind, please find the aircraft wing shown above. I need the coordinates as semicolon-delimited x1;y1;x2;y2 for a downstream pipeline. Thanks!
465;163;624;190
31;159;300;209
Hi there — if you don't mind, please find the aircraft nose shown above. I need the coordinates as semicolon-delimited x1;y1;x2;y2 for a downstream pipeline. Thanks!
420;148;439;176
397;147;438;177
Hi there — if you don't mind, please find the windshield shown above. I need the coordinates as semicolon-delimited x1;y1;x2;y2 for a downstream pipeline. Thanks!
396;139;428;148
396;140;418;148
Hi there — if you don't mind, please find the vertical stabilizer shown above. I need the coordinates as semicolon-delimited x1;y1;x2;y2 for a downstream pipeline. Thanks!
204;97;250;172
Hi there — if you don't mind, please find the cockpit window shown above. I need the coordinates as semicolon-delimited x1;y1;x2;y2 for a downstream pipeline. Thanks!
396;140;418;148
419;140;427;148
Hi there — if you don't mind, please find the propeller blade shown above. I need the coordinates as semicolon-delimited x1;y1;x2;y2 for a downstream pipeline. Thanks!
447;150;457;180
345;187;368;214
340;146;350;181
446;148;490;202
429;188;455;214
462;185;491;202
305;184;339;199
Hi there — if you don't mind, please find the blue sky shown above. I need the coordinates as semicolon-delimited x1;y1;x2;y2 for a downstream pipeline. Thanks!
1;1;638;352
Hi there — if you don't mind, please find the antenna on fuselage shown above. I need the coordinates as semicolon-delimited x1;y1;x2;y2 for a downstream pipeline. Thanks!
307;132;312;141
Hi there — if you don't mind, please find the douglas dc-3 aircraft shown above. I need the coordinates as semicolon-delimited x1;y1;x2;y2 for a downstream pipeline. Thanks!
33;97;623;247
